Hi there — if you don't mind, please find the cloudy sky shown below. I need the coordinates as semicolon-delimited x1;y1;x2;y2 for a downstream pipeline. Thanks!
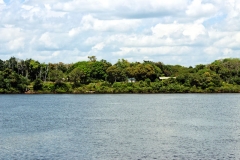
0;0;240;66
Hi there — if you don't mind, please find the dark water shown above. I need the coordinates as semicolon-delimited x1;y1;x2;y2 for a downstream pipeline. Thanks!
1;94;240;159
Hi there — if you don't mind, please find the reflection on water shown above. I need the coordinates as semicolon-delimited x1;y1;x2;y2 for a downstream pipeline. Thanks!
1;94;240;159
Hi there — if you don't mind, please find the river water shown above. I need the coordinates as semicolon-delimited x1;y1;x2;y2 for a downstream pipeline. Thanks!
0;94;240;159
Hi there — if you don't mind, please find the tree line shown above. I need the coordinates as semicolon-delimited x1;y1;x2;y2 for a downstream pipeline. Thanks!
1;56;240;93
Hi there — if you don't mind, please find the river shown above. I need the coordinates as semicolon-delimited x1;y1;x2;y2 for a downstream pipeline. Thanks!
0;94;240;159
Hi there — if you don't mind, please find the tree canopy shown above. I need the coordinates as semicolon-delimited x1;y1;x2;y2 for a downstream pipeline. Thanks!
1;56;240;93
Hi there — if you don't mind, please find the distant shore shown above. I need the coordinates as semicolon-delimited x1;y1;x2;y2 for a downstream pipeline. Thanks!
1;57;240;94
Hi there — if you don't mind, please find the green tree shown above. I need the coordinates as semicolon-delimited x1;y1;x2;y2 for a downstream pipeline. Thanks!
127;63;162;81
90;61;108;81
0;69;29;93
33;78;43;91
88;56;97;62
68;67;86;86
0;59;4;71
106;65;123;83
48;70;64;82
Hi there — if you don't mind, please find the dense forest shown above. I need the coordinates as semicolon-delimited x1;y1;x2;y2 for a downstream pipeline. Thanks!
1;56;240;93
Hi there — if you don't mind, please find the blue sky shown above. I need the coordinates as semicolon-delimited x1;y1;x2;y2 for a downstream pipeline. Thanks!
0;0;240;66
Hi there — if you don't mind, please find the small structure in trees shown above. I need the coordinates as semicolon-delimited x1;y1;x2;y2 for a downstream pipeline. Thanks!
128;78;136;83
159;77;176;80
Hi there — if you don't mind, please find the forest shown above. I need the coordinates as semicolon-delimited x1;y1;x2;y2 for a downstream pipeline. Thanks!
1;56;240;93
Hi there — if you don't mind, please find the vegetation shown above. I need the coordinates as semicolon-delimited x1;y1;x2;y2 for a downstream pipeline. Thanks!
1;56;240;93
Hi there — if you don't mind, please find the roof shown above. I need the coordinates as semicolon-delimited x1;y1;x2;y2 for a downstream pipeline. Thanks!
159;77;176;80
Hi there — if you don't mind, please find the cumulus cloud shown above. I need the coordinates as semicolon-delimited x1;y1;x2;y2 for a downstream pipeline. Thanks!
92;43;105;51
152;22;207;40
51;0;188;18
0;0;240;66
186;0;218;17
68;15;140;36
39;32;58;49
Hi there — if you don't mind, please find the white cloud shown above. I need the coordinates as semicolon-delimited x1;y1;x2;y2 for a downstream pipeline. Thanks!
152;22;206;40
39;32;58;49
204;47;219;55
211;32;240;49
68;28;80;37
68;15;140;37
223;48;233;56
7;37;25;51
0;0;240;66
113;46;191;57
52;0;188;17
0;27;23;42
235;32;240;42
186;0;217;17
0;0;4;4
182;23;206;40
152;23;182;38
21;5;33;10
44;4;51;10
92;43;105;51
83;15;138;31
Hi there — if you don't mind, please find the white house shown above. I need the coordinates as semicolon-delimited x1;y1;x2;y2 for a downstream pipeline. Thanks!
128;78;136;83
159;77;176;80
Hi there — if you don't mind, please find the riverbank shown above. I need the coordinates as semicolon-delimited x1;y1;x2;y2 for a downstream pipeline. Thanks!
19;81;240;94
2;81;240;94
2;57;240;94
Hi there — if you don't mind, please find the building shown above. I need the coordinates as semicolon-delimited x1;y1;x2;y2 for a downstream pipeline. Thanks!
159;77;176;80
128;78;136;83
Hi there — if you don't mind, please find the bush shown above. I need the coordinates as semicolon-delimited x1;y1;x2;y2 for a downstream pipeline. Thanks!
42;82;55;92
33;78;43;91
54;81;72;93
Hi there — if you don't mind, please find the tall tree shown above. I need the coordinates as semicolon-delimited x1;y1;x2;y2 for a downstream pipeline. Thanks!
68;67;86;86
0;59;4;71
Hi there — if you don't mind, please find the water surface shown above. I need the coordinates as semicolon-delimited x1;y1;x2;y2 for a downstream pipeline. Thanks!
1;94;240;159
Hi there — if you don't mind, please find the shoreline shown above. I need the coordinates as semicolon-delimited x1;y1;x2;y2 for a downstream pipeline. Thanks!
1;91;239;94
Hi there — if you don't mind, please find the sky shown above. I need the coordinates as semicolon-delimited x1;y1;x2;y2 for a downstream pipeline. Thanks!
0;0;240;66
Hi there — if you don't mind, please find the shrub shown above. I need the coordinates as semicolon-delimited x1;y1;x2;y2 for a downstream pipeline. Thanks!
33;78;43;91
